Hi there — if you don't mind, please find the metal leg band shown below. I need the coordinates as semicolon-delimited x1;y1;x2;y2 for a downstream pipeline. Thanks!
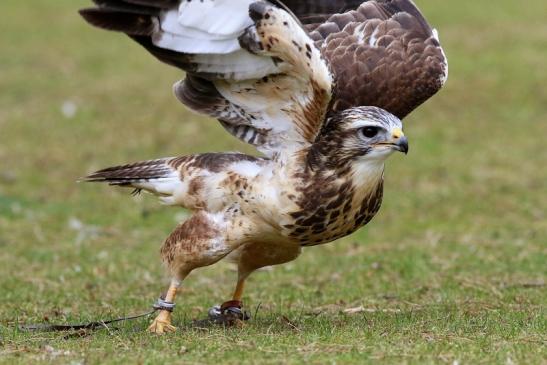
153;297;176;312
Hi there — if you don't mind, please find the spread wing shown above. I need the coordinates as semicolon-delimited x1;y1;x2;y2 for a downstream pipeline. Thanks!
80;0;334;157
80;0;447;156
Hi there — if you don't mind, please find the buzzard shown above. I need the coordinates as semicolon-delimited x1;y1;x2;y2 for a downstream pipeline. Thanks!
80;0;447;333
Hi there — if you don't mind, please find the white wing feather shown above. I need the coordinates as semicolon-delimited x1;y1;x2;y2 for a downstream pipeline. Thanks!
177;0;254;37
153;0;254;55
192;51;279;80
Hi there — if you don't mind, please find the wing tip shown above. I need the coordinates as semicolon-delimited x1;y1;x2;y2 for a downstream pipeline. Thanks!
431;29;449;87
79;7;156;35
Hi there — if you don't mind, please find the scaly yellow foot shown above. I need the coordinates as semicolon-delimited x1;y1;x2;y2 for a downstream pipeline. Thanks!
148;311;176;334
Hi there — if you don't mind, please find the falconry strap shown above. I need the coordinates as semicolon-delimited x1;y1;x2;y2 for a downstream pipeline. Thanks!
18;296;171;332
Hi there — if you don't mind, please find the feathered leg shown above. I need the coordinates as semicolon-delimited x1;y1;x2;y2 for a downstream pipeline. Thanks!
209;242;302;324
151;212;244;333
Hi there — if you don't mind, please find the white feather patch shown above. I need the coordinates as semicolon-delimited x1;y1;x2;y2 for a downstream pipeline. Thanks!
193;50;279;79
432;29;449;86
132;170;183;205
153;30;241;54
178;0;254;37
229;161;263;178
152;0;254;55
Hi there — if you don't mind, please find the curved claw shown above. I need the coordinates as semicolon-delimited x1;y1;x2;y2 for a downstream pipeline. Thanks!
148;318;177;334
148;312;177;334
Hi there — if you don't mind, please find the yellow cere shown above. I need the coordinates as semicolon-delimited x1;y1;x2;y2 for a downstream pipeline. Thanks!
392;128;404;139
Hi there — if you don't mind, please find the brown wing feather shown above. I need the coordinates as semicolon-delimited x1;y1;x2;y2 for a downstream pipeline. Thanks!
302;0;447;119
281;0;364;21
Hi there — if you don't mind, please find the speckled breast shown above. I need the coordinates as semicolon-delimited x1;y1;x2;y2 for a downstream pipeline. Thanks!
284;181;384;246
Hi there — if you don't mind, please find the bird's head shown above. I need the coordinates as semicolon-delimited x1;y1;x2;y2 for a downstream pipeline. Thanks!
309;106;408;169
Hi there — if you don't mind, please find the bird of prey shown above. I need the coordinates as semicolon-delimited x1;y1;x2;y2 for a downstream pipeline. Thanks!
80;0;447;334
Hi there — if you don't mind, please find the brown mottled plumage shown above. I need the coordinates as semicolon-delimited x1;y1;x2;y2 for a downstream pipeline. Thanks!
80;0;446;333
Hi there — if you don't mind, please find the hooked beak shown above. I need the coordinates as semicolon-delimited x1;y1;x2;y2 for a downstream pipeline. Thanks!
396;136;409;154
391;128;409;155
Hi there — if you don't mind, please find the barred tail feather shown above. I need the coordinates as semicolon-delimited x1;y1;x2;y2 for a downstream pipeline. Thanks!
84;158;182;198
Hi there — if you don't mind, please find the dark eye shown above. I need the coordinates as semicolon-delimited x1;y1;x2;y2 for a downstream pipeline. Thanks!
360;126;380;138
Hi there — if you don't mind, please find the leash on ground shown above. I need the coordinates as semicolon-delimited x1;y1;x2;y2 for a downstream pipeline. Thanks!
18;297;174;332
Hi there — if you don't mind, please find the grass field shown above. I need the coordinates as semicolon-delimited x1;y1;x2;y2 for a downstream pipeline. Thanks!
1;0;546;363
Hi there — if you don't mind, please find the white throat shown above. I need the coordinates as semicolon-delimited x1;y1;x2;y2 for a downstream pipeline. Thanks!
351;158;385;190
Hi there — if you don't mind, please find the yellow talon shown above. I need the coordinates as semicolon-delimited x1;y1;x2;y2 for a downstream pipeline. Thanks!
148;311;177;334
